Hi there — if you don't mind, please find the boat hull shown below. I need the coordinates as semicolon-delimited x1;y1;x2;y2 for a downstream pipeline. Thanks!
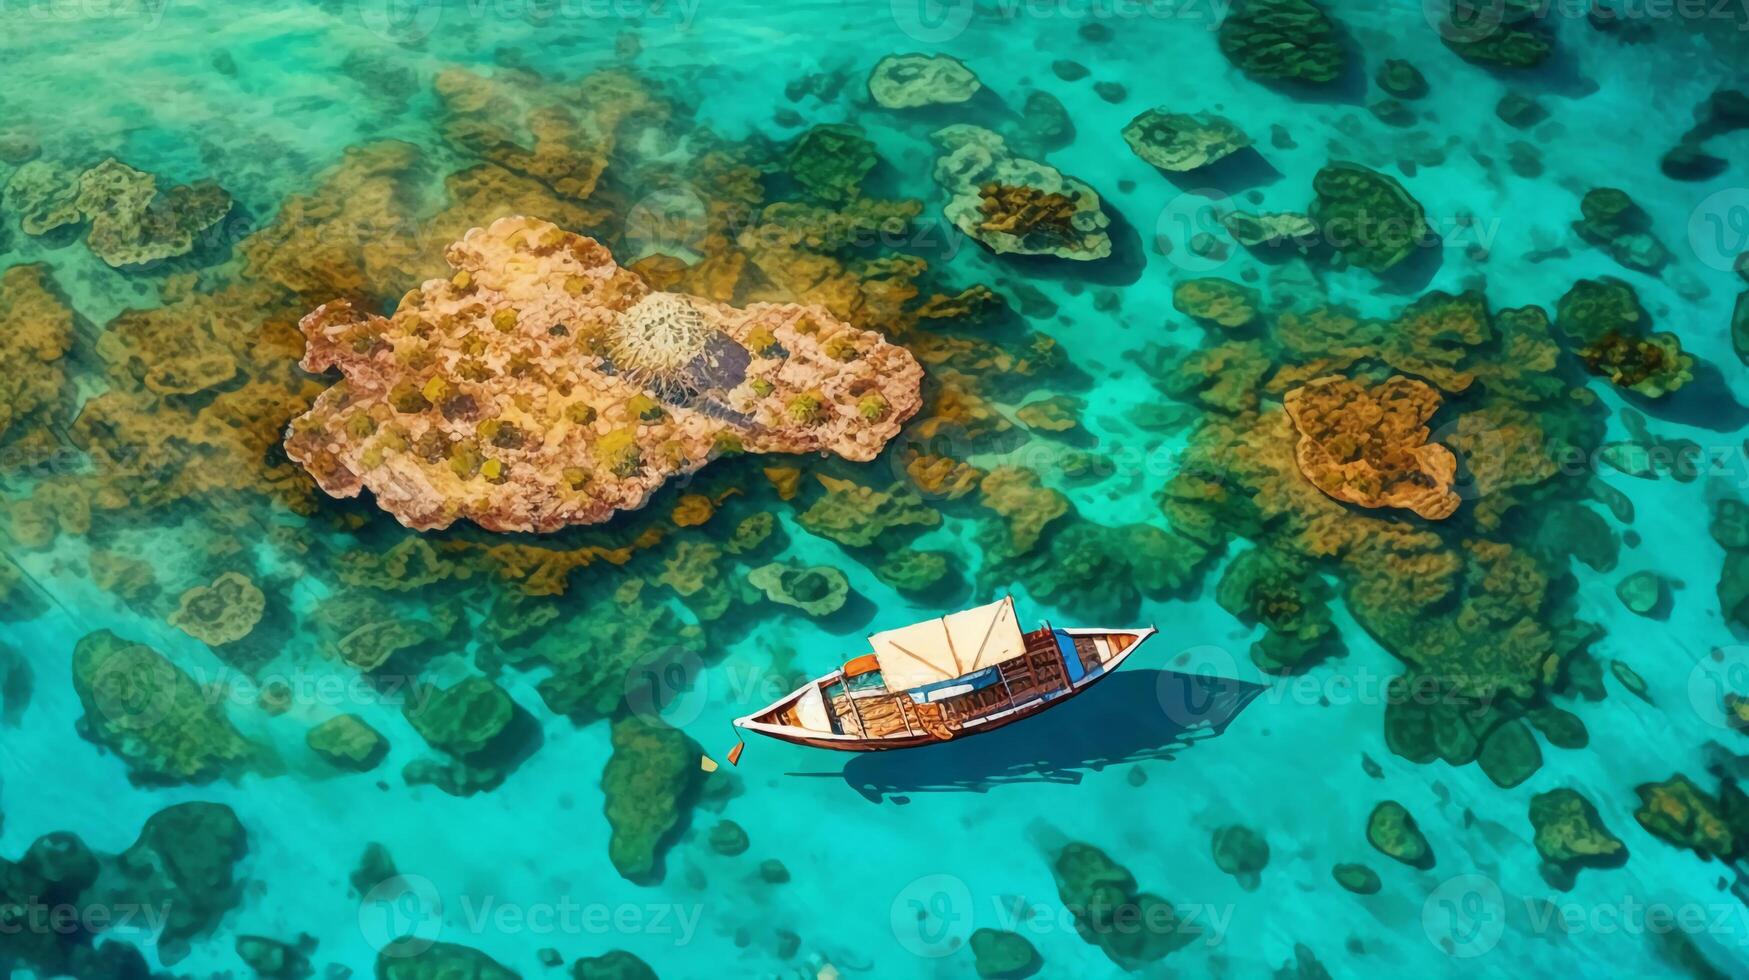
735;625;1157;752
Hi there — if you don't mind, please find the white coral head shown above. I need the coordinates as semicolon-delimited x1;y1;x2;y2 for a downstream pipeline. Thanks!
607;292;718;399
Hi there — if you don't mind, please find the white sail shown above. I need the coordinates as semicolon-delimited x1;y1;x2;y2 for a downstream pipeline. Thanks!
868;596;1026;691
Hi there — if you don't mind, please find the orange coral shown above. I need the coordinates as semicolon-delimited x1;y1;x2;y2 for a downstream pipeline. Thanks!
1283;375;1460;521
285;217;923;532
0;265;76;463
976;182;1080;247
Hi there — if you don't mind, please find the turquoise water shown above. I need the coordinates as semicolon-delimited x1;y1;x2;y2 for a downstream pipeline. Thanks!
5;1;1749;977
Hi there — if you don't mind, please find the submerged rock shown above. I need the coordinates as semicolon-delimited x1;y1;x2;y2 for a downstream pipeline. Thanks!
1211;825;1270;889
1377;59;1428;99
1556;280;1693;399
1574;188;1668;274
1633;775;1735;860
970;928;1042;979
1173;278;1260;328
601;716;701;884
571;950;657;980
875;549;952;594
1439;1;1554;68
169;571;266;647
1307;162;1429;273
1051;842;1199;968
0;264;76;463
1283;375;1460;521
1529;788;1625;889
73;158;233;268
1614;571;1665;616
1477;718;1542;787
375;940;519;980
785;124;877;203
868;53;980;109
707;819;749;856
307;714;388;771
115;802;249;960
748;561;850;616
1366;800;1433;868
284;217;923;532
1331;862;1380;894
1218;0;1346;84
3;159;83;236
71;630;252;784
1215;546;1337;673
1122;109;1250;172
1020;90;1074;151
930;125;1111;261
797;475;939;547
236;935;313;980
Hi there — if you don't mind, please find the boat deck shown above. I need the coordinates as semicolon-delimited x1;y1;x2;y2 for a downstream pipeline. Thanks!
824;626;1077;740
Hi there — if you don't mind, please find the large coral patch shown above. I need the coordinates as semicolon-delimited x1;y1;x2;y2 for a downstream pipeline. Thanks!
1283;374;1460;521
284;217;923;532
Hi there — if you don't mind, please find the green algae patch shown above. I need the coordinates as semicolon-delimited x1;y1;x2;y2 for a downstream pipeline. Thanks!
1211;825;1270;891
1217;0;1346;84
602;716;702;885
307;714;388;772
1366;801;1433;869
1331;862;1380;894
970;927;1042;979
71;629;251;785
1477;718;1543;788
376;940;519;980
1633;775;1736;860
1215;546;1338;674
1051;842;1199;969
748;561;851;617
571;950;659;980
1308;162;1429;274
1529;788;1626;889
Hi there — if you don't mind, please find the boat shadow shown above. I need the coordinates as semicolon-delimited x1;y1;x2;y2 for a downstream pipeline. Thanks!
791;669;1266;804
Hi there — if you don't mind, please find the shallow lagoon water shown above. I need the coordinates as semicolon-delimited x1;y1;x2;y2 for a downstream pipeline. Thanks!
4;1;1749;978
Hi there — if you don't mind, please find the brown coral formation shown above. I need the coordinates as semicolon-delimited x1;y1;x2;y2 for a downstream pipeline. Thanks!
0;265;77;467
169;572;266;646
284;216;924;532
1282;375;1460;520
931;125;1111;260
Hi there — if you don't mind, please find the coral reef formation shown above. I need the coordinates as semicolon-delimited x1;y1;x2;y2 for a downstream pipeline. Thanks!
601;716;701;884
867;54;981;109
70;630;252;784
285;217;923;531
1282;375;1460;520
931;126;1111;260
1122;110;1251;172
1218;0;1346;84
1051;842;1199;969
1307;163;1429;273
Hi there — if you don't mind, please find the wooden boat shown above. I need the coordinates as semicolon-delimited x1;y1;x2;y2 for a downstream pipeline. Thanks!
733;596;1157;752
